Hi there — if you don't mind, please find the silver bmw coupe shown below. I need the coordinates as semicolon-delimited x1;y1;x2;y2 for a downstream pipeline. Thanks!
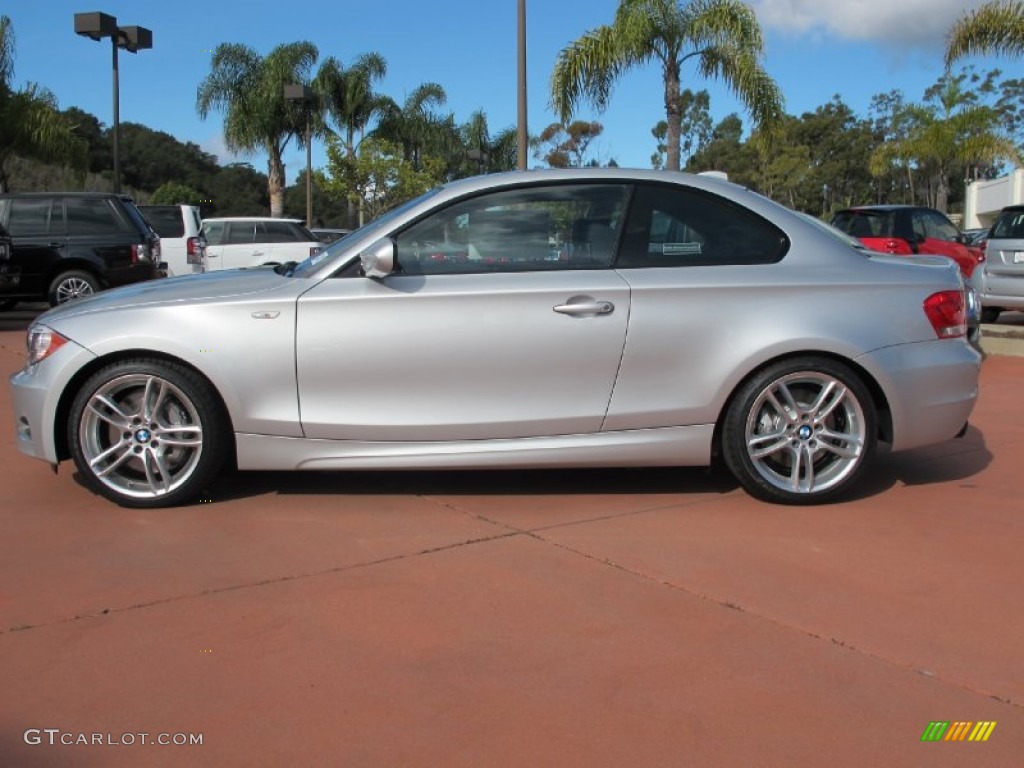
10;169;981;508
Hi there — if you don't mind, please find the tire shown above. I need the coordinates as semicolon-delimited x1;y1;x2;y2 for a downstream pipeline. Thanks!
722;357;877;505
68;359;229;508
48;270;99;306
980;307;1001;324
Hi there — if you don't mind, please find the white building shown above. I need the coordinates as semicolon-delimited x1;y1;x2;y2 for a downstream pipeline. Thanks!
963;168;1024;229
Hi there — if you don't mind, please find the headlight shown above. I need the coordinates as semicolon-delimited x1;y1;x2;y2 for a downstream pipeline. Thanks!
26;325;68;366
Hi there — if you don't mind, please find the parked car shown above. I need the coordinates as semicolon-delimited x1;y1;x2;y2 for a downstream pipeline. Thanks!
963;227;989;247
0;192;162;308
138;204;205;277
312;227;353;245
0;222;22;294
200;217;320;272
10;169;980;508
969;204;1024;323
831;205;984;278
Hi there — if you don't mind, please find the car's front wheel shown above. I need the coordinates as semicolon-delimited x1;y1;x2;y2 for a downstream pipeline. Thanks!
49;270;99;306
722;358;877;505
68;359;229;508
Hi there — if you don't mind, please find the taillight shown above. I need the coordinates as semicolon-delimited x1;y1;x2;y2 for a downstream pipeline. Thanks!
923;291;966;339
131;240;160;263
883;238;913;254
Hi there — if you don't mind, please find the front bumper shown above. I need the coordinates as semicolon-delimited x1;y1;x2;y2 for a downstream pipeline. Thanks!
9;338;97;464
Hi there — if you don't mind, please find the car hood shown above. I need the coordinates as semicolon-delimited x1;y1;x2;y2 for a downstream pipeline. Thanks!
36;269;290;324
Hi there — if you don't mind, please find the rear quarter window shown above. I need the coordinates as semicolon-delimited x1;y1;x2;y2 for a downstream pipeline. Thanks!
617;183;788;267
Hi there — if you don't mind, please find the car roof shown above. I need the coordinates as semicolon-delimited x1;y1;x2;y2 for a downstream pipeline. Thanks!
0;191;134;200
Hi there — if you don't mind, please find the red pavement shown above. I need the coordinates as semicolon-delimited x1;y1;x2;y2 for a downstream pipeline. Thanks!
1;325;1022;767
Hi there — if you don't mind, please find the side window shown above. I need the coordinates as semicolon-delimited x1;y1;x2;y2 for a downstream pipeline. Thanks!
262;221;307;243
617;184;787;267
65;197;127;235
923;210;959;242
202;221;225;246
6;198;54;237
394;184;629;275
225;222;255;245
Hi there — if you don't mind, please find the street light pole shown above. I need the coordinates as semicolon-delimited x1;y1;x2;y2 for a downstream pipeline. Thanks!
517;0;528;171
111;34;120;193
304;113;312;228
75;13;152;195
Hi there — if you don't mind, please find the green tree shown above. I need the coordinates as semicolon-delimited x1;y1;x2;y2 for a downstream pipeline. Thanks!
651;88;712;168
946;0;1024;66
119;122;220;193
533;120;604;167
686;113;759;186
551;0;783;172
789;96;877;213
870;71;1021;212
314;52;389;227
315;53;389;158
197;41;320;217
374;83;449;171
457;111;518;176
0;15;86;191
321;136;442;222
150;182;204;206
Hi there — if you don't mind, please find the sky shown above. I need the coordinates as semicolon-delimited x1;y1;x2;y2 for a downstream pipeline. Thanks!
2;0;1008;185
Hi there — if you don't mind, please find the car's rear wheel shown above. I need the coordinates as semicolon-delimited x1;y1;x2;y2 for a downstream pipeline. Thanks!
49;270;99;306
722;358;877;505
980;307;1001;324
68;359;229;508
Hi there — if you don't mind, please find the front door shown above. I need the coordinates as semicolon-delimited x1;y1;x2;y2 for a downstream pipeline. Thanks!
295;182;633;441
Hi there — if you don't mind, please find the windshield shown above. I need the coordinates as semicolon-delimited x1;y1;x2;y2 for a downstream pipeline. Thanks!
289;188;443;277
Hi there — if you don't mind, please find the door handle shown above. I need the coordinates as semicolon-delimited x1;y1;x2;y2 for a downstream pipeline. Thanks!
553;300;614;316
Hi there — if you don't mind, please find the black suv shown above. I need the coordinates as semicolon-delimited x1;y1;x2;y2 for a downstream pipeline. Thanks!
0;192;163;308
0;222;21;292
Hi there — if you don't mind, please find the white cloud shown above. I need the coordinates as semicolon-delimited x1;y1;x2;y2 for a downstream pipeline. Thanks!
752;0;989;46
199;133;248;166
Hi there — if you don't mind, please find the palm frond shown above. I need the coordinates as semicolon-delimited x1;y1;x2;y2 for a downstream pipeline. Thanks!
946;0;1024;65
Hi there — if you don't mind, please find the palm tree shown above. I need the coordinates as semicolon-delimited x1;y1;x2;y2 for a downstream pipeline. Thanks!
869;77;1020;212
946;1;1024;66
314;53;389;227
197;42;319;217
551;0;783;172
374;83;449;171
0;15;86;191
315;52;389;158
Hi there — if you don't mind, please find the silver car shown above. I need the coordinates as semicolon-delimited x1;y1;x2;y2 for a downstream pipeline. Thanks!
9;169;981;508
970;205;1024;323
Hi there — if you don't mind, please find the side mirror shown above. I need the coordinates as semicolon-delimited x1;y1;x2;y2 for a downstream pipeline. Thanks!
360;238;396;279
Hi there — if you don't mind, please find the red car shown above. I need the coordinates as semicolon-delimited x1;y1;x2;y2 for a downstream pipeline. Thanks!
831;205;984;278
